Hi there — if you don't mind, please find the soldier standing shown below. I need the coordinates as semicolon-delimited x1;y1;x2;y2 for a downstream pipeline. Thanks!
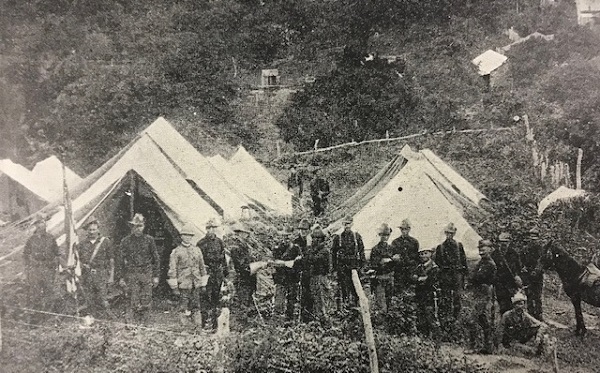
23;213;60;314
229;223;256;309
118;213;160;321
466;239;497;355
332;216;365;309
78;216;115;316
293;219;311;322
411;246;440;339
390;219;420;294
287;164;304;197
492;232;523;315
369;223;394;311
272;225;297;318
310;168;330;217
521;227;544;321
299;225;330;325
435;222;468;325
167;223;207;327
197;218;228;330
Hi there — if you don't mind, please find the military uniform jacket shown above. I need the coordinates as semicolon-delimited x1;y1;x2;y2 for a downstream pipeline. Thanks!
302;241;330;277
78;236;114;271
168;243;208;289
390;235;420;275
310;177;330;199
23;231;59;269
413;260;440;301
119;233;160;277
491;246;521;290
435;238;468;287
197;234;228;277
273;240;295;284
229;236;252;281
521;242;544;284
469;256;497;298
498;308;543;339
332;230;365;270
369;241;394;277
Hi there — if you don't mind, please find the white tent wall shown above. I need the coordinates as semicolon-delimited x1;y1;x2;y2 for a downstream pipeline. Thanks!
31;155;83;202
229;146;293;215
142;118;252;220
352;160;482;260
47;135;221;242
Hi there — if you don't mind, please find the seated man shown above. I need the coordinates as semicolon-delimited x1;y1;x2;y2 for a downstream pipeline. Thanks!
496;291;555;356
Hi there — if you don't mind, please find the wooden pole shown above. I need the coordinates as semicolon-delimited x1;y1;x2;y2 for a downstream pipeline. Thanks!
351;269;379;373
129;172;135;220
577;148;583;190
0;306;2;354
553;340;560;373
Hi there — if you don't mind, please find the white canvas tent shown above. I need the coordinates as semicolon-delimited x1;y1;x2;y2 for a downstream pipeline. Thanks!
140;117;256;220
31;155;83;201
228;146;293;215
0;159;49;221
46;132;222;243
538;186;586;215
334;145;487;259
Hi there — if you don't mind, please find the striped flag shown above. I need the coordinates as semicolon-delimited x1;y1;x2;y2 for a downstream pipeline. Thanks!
61;163;81;294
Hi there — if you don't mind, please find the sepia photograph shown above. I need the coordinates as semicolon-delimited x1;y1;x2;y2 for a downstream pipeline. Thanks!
1;0;600;372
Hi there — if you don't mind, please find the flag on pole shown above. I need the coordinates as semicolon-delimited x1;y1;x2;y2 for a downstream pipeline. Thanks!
61;163;81;294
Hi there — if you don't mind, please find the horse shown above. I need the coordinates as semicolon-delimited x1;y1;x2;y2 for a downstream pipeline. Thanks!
541;242;600;336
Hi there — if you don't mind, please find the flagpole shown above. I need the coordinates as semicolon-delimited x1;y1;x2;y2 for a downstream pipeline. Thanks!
62;163;80;317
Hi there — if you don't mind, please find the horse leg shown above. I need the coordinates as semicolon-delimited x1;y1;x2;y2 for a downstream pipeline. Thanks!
572;294;587;337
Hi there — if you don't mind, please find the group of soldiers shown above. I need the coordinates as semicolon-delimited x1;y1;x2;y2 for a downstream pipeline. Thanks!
287;165;331;217
22;209;555;354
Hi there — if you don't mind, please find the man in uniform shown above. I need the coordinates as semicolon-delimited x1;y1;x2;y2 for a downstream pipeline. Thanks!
435;222;468;325
167;223;207;327
390;219;420;294
411;245;440;339
272;225;296;317
521;227;544;321
287;164;304;197
310;168;330;217
492;231;523;315
466;239;497;354
78;216;115;316
229;223;256;309
496;291;554;356
332;216;365;309
118;213;160;321
277;220;308;322
369;223;394;311
197;218;228;330
298;225;330;325
23;213;60;314
292;218;311;322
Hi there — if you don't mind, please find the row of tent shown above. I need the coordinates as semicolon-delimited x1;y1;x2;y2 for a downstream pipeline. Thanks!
1;117;584;262
2;117;292;246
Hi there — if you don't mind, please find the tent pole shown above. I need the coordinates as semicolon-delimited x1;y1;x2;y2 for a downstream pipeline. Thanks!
129;173;135;219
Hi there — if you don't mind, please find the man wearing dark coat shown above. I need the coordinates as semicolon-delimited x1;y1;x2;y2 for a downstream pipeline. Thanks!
310;168;330;217
411;246;441;338
23;213;60;313
272;225;301;319
390;219;420;294
332;216;365;308
293;219;311;322
197;218;229;330
228;223;256;308
297;225;330;325
435;222;468;324
369;223;394;310
492;232;523;315
118;213;160;321
521;227;545;321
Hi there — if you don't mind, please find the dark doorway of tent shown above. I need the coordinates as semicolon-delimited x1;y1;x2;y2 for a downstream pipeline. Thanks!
80;170;180;311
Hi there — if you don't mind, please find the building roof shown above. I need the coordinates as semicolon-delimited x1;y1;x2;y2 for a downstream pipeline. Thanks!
472;50;508;75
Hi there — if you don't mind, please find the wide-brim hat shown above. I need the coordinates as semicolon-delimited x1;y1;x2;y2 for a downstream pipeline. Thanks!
377;223;392;236
399;219;411;229
129;213;145;226
180;223;196;236
83;216;99;229
298;218;311;230
498;232;511;242
478;239;493;248
511;291;527;303
232;222;251;234
206;218;220;228
418;246;434;253
311;225;326;238
444;222;457;233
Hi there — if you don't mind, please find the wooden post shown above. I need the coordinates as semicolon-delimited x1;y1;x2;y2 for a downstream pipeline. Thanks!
276;140;282;159
577;148;583;190
351;269;379;373
553;340;560;373
314;139;319;151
